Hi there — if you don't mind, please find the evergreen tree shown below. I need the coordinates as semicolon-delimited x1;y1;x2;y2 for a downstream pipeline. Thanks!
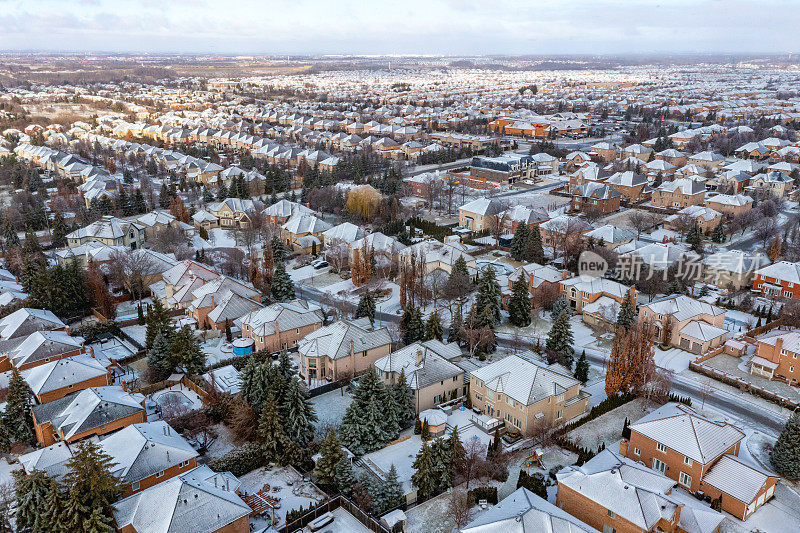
550;296;571;320
224;318;232;342
453;255;469;278
449;305;463;344
82;505;114;533
448;425;466;475
133;189;148;214
278;349;293;380
474;266;501;326
574;349;590;384
63;441;120;530
772;411;800;479
382;464;404;510
282;377;318;447
510;223;529;261
240;358;270;411
314;429;345;486
271;262;295;301
711;222;725;243
421;419;430;441
13;469;50;533
258;396;287;463
508;275;532;327
217;183;229;200
40;479;66;533
51;211;68;248
334;454;356;496
145;298;173;350
2;367;32;445
137;302;145;325
411;440;439;498
425;311;444;341
616;292;636;330
546;310;575;368
431;437;453;490
401;306;425;345
524;225;545;263
168;325;205;376
339;369;394;455
392;369;416;425
202;186;214;203
146;332;171;382
158;186;172;209
355;292;376;324
270;235;285;262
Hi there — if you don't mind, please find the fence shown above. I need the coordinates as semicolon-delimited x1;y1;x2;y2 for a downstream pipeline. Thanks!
308;380;347;398
127;374;208;400
689;361;799;410
281;495;390;533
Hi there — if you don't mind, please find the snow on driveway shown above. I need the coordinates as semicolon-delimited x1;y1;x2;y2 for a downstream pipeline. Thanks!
653;347;695;372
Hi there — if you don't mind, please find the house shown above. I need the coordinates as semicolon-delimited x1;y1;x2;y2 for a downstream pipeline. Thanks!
460;487;596;533
704;193;753;217
113;465;250;533
207;198;263;229
0;330;86;372
622;143;653;161
31;386;146;446
590;141;618;162
21;354;110;403
374;340;465;413
135;211;184;239
752;260;800;299
702;250;769;291
501;205;549;234
322;222;366;246
399;238;476;274
504;263;563;308
750;331;800;384
605;170;650;202
298;318;392;382
651;178;706;209
239;299;324;353
620;403;776;521
350;232;407;268
469;354;590;435
584;224;636;249
688;151;725;171
557;448;724;533
570;182;621;215
665;205;722;234
638;295;727;354
0;308;66;341
281;213;332;251
186;275;263;330
263;199;314;225
468;154;534;185
750;170;793;198
459;198;505;232
66;215;146;249
561;277;635;328
538;215;591;250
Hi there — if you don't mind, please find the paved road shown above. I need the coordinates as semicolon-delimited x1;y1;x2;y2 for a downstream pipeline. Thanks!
406;158;472;176
295;285;788;436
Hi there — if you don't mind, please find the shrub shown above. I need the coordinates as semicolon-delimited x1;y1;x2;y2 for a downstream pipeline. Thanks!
209;442;267;476
468;486;498;505
517;470;547;499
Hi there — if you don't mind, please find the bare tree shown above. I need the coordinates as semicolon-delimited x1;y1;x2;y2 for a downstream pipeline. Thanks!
628;210;659;239
755;217;778;250
107;249;161;302
325;242;350;273
447;490;474;530
459;437;487;490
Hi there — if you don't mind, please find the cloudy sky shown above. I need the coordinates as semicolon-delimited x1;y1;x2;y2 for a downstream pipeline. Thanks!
0;0;797;56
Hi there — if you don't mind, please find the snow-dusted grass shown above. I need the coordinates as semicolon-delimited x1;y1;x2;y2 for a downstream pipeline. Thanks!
0;457;21;488
405;488;490;533
206;228;238;249
566;398;658;451
311;388;354;437
121;324;147;346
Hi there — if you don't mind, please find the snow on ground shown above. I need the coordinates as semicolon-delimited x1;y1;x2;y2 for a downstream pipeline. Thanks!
405;488;491;533
201;336;235;366
204;423;236;460
319;506;374;533
0;457;21;487
723;309;758;332
361;434;422;496
289;264;330;283
720;482;800;533
566;398;658;451
653;346;696;372
311;388;354;437
121;324;147;346
150;383;204;414
206;228;238;248
239;466;326;530
114;297;153;321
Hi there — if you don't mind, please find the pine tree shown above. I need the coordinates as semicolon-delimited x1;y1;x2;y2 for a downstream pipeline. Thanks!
616;292;636;330
270;235;285;262
550;296;571;320
772;411;800;479
51;211;68;248
421;419;430;441
146;332;171;382
240;358;270;411
431;437;453;490
83;505;114;533
271;262;295;301
137;302;145;325
449;305;463;344
40;479;66;533
546;310;575;368
425;311;444;341
63;441;120;529
13;469;50;533
333;454;356;496
453;255;469;278
448;425;466;475
278;349;293;380
355;292;376;324
474;266;501;326
392;369;416;425
524;225;545;264
203;186;214;203
508;275;532;327
401;306;425;345
574;349;590;383
168;325;205;376
217;183;229;200
314;429;345;486
411;440;438;498
258;396;287;463
510;223;529;261
340;369;394;455
382;464;404;510
2;367;32;445
145;298;173;350
711;222;725;243
282;377;318;447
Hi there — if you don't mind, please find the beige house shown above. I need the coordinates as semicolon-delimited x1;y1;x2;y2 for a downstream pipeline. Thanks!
469;353;590;436
66;215;146;250
651;178;706;209
750;171;793;198
374;340;465;413
207;198;263;230
705;193;753;218
639;295;727;354
239;299;324;353
458;198;505;232
702;250;769;291
298;318;392;382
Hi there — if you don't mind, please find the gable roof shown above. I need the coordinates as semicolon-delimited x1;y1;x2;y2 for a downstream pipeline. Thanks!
470;354;581;406
0;308;65;340
298;318;391;361
21;354;107;395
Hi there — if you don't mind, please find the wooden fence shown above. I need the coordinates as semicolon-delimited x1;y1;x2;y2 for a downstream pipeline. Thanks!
281;495;390;533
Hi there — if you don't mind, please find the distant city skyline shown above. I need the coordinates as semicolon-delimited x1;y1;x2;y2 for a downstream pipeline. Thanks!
0;0;798;56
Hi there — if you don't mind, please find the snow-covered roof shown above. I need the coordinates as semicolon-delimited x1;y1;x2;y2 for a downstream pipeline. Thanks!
298;318;391;361
374;340;463;390
470;354;581;407
755;261;800;284
700;454;776;505
641;295;724;323
21;354;107;395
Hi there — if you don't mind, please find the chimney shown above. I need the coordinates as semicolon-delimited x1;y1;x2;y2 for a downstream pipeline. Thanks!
774;337;784;363
619;439;629;457
417;348;424;365
350;339;355;356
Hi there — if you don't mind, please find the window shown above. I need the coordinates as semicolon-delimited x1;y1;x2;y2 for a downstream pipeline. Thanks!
656;442;668;454
652;458;666;474
155;471;164;478
684;456;693;466
607;510;615;518
556;410;563;420
679;472;692;488
634;448;641;456
131;481;140;491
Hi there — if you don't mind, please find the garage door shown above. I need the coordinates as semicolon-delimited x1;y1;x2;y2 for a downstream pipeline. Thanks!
680;337;690;350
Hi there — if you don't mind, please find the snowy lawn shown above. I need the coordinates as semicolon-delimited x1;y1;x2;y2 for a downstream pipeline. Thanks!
206;228;238;249
405;488;491;533
700;353;800;405
0;457;21;488
566;398;659;451
311;388;354;438
114;297;153;321
203;423;236;460
239;466;326;529
121;324;147;346
289;264;331;283
361;435;422;496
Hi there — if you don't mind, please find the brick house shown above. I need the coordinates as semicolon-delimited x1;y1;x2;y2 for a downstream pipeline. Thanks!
239;299;324;353
620;403;776;521
21;354;110;403
503;263;564;309
0;330;86;373
605;170;650;203
651;178;706;209
560;277;635;329
638;295;727;354
752;261;800;299
469;354;590;435
750;331;800;384
557;449;724;533
665;205;722;234
704;193;753;217
570;182;621;215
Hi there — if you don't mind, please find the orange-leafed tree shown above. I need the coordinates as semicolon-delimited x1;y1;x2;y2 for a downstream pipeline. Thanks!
169;195;190;223
605;323;656;398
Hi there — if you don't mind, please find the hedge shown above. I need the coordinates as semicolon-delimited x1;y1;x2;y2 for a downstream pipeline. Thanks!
209;442;267;476
468;486;498;505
